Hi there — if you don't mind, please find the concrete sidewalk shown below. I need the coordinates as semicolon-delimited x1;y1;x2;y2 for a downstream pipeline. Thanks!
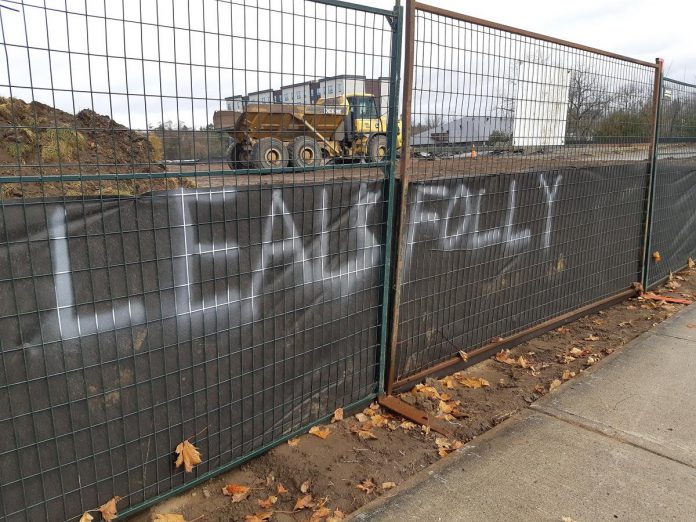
351;306;696;522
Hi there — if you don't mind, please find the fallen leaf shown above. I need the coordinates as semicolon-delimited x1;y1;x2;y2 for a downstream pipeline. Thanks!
309;426;331;439
494;350;516;365
689;257;695;269
356;479;376;494
653;251;662;263
400;421;417;430
79;513;93;522
561;370;576;381
354;428;378;440
294;494;314;510
688;324;696;329
222;484;250;502
549;379;562;392
277;483;288;495
381;482;396;490
569;347;583;356
355;412;369;423
175;439;202;473
556;327;570;334
310;507;332;522
458;350;468;361
517;356;530;368
98;497;121;522
153;515;186;522
287;437;300;447
258;495;278;509
331;408;344;423
300;480;311;494
246;513;273;522
584;334;600;342
534;384;546;394
370;414;389;428
413;384;441;400
440;375;458;389
458;377;490;388
587;356;597;365
327;509;346;521
438;400;453;415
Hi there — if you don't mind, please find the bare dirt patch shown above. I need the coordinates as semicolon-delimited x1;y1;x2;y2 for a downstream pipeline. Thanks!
132;266;696;522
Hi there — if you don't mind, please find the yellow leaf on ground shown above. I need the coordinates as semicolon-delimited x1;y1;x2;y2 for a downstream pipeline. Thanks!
327;509;346;521
98;497;121;522
381;482;396;490
294;494;314;511
245;512;273;522
440;375;458;389
413;384;441;400
79;513;93;522
310;506;332;522
689;257;695;269
458;350;468;361
584;334;599;341
356;479;376;494
494;350;516;365
331;408;344;423
287;437;300;447
562;370;575;381
309;426;331;439
458;377;490;388
356;428;378;440
277;483;288;495
174;439;202;473
300;480;311;493
549;379;562;392
222;484;250;503
153;515;186;522
438;400;453;414
258;495;278;509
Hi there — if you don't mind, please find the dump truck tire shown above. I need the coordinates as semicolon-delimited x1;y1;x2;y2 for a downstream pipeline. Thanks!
226;142;248;169
251;137;289;170
289;137;322;168
367;134;388;163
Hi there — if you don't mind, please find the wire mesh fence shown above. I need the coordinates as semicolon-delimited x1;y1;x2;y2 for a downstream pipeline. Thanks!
387;2;660;388
0;0;402;520
645;77;696;288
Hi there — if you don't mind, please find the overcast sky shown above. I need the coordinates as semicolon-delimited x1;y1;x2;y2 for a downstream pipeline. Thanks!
376;0;696;82
0;0;693;130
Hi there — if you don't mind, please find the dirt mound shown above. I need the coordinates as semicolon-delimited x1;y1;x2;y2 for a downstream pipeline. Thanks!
0;97;190;198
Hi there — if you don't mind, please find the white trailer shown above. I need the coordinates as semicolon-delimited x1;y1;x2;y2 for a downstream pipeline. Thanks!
319;75;366;99
247;89;275;104
512;63;571;148
281;82;312;105
225;95;246;112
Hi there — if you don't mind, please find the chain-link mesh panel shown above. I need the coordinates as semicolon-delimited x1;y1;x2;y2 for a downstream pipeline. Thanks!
391;4;657;383
646;78;696;288
0;0;401;520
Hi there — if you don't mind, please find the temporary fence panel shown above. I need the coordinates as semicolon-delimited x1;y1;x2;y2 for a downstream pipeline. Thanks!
388;1;659;389
645;78;696;288
0;0;402;520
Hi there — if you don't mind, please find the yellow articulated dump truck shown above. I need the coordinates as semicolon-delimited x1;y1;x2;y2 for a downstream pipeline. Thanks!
212;94;401;170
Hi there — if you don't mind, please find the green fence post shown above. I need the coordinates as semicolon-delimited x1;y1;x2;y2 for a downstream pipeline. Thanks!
378;1;403;394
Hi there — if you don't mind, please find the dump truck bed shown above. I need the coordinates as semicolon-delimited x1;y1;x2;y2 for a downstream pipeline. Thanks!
213;103;349;142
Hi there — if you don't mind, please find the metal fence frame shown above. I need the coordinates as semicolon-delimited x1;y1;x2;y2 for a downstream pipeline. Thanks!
385;0;663;393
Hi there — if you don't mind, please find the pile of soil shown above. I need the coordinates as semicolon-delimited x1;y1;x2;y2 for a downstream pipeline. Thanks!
131;267;696;522
0;97;190;198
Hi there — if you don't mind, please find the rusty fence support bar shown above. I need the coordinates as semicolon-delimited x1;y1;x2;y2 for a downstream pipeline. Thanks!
388;287;640;394
385;0;416;396
642;58;665;288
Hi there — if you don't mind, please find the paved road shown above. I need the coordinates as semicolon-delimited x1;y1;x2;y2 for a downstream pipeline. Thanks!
350;305;696;522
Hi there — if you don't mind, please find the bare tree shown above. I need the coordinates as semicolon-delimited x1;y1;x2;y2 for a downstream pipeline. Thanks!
566;67;613;139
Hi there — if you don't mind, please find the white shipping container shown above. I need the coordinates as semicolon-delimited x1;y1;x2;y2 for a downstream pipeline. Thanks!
512;63;571;147
319;76;366;99
247;89;275;104
225;96;246;112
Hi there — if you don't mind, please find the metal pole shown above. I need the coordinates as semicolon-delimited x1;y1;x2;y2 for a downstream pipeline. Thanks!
378;1;404;394
385;0;415;395
642;58;664;288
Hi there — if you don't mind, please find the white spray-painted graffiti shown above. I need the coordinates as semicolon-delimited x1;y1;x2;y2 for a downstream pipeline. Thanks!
40;183;383;343
406;173;562;256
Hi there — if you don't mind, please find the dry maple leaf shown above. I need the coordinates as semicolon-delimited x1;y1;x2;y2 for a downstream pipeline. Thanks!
153;515;186;522
440;375;458;389
300;480;311;493
494;350;516;365
355;428;378;440
549;379;562;392
569;347;583;356
327;509;346;521
356;479;376;494
354;412;369;423
174;439;202;473
258;495;278;509
245;512;273;522
222;484;250;503
78;513;93;522
277;483;288;495
287;437;300;447
438;400;453;415
689;257;696;269
331;408;344;423
98;497;121;522
309;426;331;439
400;421;417;430
381;482;396;490
561;370;575;381
458;377;490;388
370;414;389;428
294;494;314;510
310;506;332;522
